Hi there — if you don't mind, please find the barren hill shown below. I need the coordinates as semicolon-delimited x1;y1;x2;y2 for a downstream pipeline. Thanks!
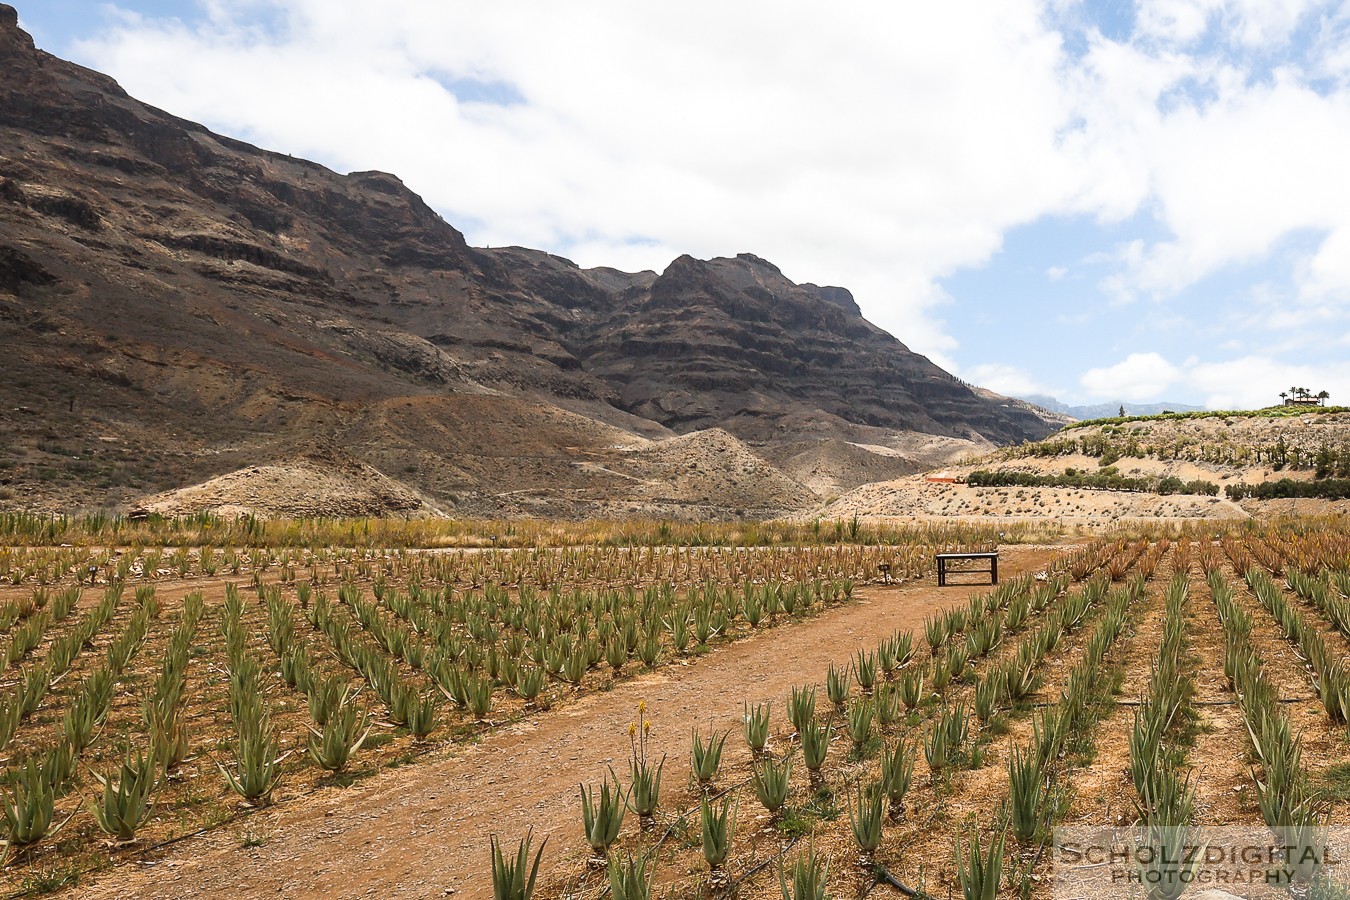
821;410;1350;523
0;5;1060;518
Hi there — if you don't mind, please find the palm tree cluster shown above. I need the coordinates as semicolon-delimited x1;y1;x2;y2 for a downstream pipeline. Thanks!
1279;386;1329;406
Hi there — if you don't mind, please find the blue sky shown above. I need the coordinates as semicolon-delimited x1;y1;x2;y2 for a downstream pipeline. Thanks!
15;1;1350;410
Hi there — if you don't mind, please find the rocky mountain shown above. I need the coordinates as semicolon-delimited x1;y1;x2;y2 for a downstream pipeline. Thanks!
0;5;1061;518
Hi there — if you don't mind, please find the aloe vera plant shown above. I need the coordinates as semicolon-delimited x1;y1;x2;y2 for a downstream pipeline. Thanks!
1134;816;1203;900
490;830;545;900
875;682;900;727
1;757;56;845
637;632;662;669
40;745;76;795
514;665;547;703
145;700;189;776
0;696;20;753
1005;644;1042;702
743;593;763;627
1007;745;1047;844
924;615;948;653
700;794;736;871
308;695;372;773
579;775;627;855
63;673;111;752
955;825;1005;900
752;755;792;816
90;750;157;841
220;713;284;803
801;717;831;782
605;636;627;673
876;638;898;680
561;645;589;685
848;780;886;861
404;690;439;739
307;674;346;727
847;698;874;752
881;739;914;818
930;658;952;693
665;609;690;653
946;644;971;680
780;847;829;900
973;669;1002;722
827;662;851;709
787;685;816;734
691;728;729;787
467;673;494;719
854;650;877;694
628;704;663;825
608;849;653;900
923;712;966;782
898;669;924;710
743;701;770;754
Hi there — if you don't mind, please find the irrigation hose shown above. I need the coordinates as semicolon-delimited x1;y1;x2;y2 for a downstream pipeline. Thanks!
873;863;938;899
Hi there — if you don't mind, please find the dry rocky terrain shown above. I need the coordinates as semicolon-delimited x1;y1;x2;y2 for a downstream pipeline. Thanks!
820;411;1350;523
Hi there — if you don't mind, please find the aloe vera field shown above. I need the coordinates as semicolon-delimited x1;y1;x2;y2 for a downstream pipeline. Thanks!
0;515;1348;898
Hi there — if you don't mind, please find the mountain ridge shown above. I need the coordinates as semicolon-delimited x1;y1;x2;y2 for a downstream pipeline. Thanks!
1020;395;1205;421
0;5;1061;517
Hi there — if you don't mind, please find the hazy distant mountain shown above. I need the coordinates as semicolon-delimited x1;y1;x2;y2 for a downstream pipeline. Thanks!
1021;396;1205;421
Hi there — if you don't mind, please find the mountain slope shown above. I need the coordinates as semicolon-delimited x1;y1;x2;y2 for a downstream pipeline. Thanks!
0;5;1060;517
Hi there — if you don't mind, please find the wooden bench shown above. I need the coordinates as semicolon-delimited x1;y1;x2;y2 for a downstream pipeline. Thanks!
936;551;998;587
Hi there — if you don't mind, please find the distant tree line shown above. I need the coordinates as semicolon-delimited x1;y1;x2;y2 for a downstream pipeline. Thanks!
1224;479;1350;501
966;469;1219;496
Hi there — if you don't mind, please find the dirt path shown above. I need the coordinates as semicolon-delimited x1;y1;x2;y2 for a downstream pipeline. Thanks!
69;546;1059;900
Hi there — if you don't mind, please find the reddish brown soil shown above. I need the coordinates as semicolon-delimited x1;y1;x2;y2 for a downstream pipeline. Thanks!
66;546;1063;900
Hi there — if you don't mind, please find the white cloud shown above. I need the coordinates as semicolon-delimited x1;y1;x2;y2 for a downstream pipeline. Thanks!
1046;265;1068;281
1185;355;1350;409
1076;351;1350;409
1135;0;1320;46
1298;226;1350;302
1080;352;1181;402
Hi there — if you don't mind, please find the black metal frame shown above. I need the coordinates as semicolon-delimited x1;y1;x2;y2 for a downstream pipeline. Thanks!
935;551;998;587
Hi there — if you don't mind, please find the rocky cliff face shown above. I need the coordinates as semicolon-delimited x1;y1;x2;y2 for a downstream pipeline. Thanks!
0;5;1061;517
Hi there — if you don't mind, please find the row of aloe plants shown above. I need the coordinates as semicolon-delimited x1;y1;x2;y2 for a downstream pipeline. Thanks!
972;573;1111;725
1;588;159;849
1127;571;1199;900
0;587;81;670
0;537;908;599
1003;576;1143;858
0;587;118;752
1241;567;1350;724
1212;570;1326;887
85;591;206;843
1286;568;1350;646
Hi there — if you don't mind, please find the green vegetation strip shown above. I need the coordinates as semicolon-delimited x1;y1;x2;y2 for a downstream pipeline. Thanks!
967;469;1219;496
1062;406;1350;430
